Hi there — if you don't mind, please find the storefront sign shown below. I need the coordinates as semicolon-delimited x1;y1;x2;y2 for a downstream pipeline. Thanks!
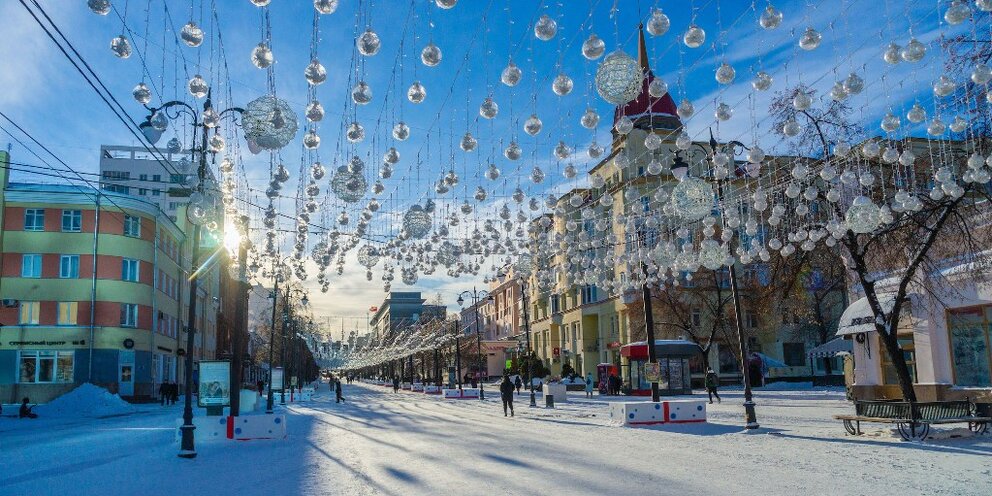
197;360;231;408
643;361;662;383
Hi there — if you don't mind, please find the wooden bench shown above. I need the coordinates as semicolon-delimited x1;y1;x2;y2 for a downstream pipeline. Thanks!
833;399;991;440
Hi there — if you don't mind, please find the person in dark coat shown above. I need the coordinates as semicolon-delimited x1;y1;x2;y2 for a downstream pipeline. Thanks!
158;381;169;405
514;375;523;395
335;378;345;403
499;375;515;417
169;381;179;405
705;368;721;404
392;376;400;392
19;398;38;419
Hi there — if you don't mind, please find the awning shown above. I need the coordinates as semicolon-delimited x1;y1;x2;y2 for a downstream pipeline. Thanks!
836;293;900;336
808;338;853;358
620;340;699;360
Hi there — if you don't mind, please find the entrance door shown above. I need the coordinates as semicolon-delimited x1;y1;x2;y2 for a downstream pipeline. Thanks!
119;350;135;397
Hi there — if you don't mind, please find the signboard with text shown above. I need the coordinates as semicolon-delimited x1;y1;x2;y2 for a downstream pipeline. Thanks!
272;367;284;391
197;360;231;407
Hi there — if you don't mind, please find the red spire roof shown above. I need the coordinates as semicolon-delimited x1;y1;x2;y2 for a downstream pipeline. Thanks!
614;24;679;124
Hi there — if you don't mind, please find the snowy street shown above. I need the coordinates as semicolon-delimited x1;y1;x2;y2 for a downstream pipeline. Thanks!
2;382;990;496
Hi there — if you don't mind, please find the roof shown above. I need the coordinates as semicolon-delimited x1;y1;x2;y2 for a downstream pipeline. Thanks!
613;25;679;126
808;338;853;358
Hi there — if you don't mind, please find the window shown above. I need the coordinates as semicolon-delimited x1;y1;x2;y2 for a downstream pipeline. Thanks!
19;301;40;325
61;209;82;232
783;342;806;366
138;188;147;196
21;254;42;278
881;336;917;385
744;311;758;329
60;255;80;278
124;215;141;237
550;294;560;313
122;258;140;282
24;209;45;231
139;174;148;181
691;308;702;327
57;302;77;325
102;170;130;180
170;174;184;183
151;189;161;197
948;305;992;387
716;269;731;289
168;202;179;211
103;184;129;194
121;303;139;327
580;286;599;305
19;351;74;383
152;174;161;182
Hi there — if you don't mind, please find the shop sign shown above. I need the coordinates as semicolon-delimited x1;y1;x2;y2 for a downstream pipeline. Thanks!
197;360;231;408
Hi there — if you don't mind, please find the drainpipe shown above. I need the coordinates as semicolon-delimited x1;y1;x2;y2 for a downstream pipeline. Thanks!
88;192;100;382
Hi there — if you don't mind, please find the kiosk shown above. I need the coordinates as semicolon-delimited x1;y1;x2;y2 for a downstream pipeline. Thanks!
620;340;698;396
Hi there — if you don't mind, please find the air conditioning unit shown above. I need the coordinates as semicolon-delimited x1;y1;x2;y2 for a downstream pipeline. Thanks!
2;299;17;308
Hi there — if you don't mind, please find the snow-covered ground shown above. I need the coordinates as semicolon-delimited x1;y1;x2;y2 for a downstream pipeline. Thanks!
1;382;989;495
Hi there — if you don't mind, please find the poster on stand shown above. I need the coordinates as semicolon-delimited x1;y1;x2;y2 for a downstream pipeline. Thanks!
643;361;661;383
272;367;284;392
198;360;231;407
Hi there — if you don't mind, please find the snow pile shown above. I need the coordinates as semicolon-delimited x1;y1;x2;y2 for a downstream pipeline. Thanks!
36;383;136;418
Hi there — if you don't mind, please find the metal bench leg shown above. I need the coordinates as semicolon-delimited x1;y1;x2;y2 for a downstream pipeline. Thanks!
968;421;988;435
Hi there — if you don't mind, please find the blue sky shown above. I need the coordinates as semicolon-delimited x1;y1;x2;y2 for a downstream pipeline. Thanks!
0;0;977;334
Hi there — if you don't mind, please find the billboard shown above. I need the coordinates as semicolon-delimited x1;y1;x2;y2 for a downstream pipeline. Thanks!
271;367;284;391
198;360;231;407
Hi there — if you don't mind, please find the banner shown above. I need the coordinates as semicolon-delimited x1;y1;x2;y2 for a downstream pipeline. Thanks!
272;367;284;391
198;360;231;407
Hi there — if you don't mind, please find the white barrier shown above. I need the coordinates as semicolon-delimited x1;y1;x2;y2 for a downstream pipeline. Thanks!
401;382;412;390
424;385;441;394
542;383;568;403
174;414;287;442
608;400;707;426
240;390;259;412
412;383;424;392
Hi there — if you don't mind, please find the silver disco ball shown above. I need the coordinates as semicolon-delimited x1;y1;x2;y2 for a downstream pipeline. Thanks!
330;165;367;203
242;95;299;150
595;51;642;105
403;205;432;239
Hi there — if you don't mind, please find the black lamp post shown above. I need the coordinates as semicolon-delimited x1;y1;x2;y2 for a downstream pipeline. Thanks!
671;128;759;429
457;288;490;400
498;267;538;407
146;91;243;459
265;255;293;413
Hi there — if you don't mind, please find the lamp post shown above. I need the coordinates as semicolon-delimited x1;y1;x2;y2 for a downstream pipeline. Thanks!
671;128;759;429
146;91;243;459
452;319;462;390
457;288;491;400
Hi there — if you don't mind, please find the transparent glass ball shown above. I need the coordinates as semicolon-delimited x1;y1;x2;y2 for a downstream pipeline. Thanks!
683;25;705;48
972;63;992;84
677;99;695;119
524;114;543;136
978;0;992;12
504;141;522;161
843;73;864;94
352;81;373;105
907;103;927;123
676;132;692;150
933;75;957;97
901;38;926;62
747;146;766;163
436;0;457;8
834;142;851;157
501;61;522;87
305;59;327;85
306;101;324;122
460;132;477;152
132;82;151;104
421;42;442;67
88;0;111;15
311;162;327;180
829;81;849;101
595;51;642;105
314;0;338;14
181;22;204;48
554;141;571;159
615;115;634;134
392;121;410;141
553;73;574;96
111;35;132;59
782;118;802;137
950;115;968;132
588;142;604;158
880;113;900;132
479;97;499;119
669;176;714;221
580;108;600;129
648;78;668;97
582;34;606;60
945;0;972;25
349;156;366;173
358;28;381;56
715;63;736;84
188;74;208;98
759;5;783;29
530;166;545;184
251;43;274;68
346;122;365;143
799;27;822;50
644;132;663;150
884;43;902;64
563;164;577;179
305;130;322;148
485;164;501;180
793;91;812;110
845;196;881;234
752;71;773;91
535;15;558;41
407;81;426;103
647;8;671;36
167;137;183;154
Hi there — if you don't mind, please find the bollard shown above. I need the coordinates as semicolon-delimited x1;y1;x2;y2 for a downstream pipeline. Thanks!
546;394;555;408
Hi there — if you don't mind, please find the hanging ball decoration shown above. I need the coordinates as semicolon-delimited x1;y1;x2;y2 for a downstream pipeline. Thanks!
524;114;543;136
901;38;926;62
407;81;427;103
305;130;322;148
715;63;736;84
403;205;433;239
945;0;971;24
683;25;706;48
501;60;522;87
669;176;714;222
421;42;442;67
933;75;957;97
306;101;324;122
648;78;668;97
383;147;400;165
972;63;992;84
314;0;339;14
845;196;881;234
714;103;733;121
251;43;274;68
479;97;499;119
392;121;410;141
436;0;457;8
242;95;299;150
331;165;367;203
111;35;133;59
647;8;671;36
352;81;373;105
530;166;546;184
949;115;968;133
595;51;642;105
553;73;574;96
186;74;210;98
798;27;822;50
554;141;572;160
907;103;927;124
782;118;802;137
485;164;501;180
180;22;204;48
357;245;380;268
460;132;478;152
311;162;327;180
349;155;365;173
167;137;183;154
534;15;558;41
676;99;695;119
884;43;902;64
588;141;604;158
580;108;600;129
132;82;151;104
582;34;606;60
88;0;111;15
698;240;728;270
305;59;327;85
752;71;773;91
563;164;578;179
759;4;783;29
357;28;381;56
793;91;812;110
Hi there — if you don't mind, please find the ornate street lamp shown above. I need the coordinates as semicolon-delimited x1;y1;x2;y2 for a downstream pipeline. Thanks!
458;288;490;399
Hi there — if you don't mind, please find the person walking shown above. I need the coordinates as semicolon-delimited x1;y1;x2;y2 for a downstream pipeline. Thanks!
19;398;38;419
584;372;595;398
499;375;515;417
705;368;721;404
392;376;400;393
335;378;345;403
169;381;179;405
158;381;169;406
514;375;522;396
